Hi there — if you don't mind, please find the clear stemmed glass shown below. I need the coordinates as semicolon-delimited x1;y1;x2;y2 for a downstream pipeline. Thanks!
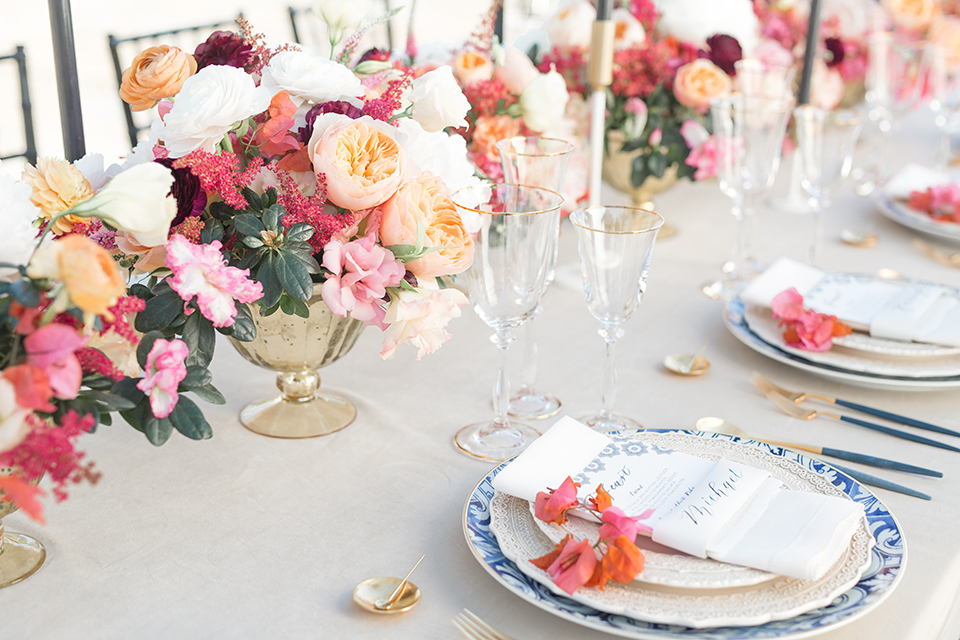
571;206;663;433
496;136;574;420
701;94;794;301
452;183;564;461
795;106;862;267
929;42;960;170
735;58;797;99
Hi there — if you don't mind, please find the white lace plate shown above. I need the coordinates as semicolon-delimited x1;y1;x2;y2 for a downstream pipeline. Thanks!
744;305;960;378
488;432;875;629
873;191;960;243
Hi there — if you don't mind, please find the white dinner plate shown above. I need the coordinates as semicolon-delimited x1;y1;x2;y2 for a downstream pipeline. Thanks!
463;430;905;639
724;295;960;391
873;191;960;243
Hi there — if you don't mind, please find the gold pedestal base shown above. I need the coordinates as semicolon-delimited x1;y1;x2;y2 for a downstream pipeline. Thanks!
0;527;45;588
240;390;357;438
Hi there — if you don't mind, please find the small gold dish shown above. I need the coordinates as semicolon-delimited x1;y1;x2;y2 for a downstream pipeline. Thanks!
664;354;710;376
840;229;878;247
353;577;422;614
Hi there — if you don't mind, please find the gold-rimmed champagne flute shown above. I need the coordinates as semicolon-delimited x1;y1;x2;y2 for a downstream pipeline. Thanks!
451;183;564;461
571;206;663;432
496;136;574;420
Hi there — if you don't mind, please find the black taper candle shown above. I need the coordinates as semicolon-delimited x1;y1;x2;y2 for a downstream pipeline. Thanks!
48;0;85;161
797;0;822;105
596;0;612;21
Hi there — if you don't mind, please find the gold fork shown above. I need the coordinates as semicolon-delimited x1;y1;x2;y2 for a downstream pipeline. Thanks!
912;238;960;268
749;371;960;438
760;385;960;452
453;609;517;640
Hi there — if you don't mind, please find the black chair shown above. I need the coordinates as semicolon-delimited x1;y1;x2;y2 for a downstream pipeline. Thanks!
0;46;37;165
288;2;394;54
108;17;241;149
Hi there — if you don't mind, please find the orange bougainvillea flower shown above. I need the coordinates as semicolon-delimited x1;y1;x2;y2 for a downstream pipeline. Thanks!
255;90;301;157
587;484;613;513
530;533;573;571
0;474;46;524
534;476;580;525
590;535;645;590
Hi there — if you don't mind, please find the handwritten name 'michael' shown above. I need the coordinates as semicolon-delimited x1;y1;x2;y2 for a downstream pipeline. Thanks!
681;467;745;526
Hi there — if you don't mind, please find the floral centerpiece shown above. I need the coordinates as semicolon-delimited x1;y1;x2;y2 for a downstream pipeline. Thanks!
0;15;479;518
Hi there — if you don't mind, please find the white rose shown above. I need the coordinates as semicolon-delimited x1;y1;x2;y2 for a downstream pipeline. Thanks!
519;70;570;134
159;65;272;157
380;287;470;361
394;119;481;231
408;66;470;133
316;0;371;41
261;50;364;108
612;8;646;50
546;0;595;50
0;168;41;277
0;378;31;454
75;153;121;190
659;0;760;54
70;163;176;247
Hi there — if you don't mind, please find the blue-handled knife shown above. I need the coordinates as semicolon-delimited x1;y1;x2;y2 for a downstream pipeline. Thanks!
762;436;943;477
830;463;932;500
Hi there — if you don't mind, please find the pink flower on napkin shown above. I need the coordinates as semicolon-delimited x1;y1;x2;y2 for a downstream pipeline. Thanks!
534;476;580;525
771;287;806;322
545;536;598;595
772;287;851;351
598;506;656;542
321;233;405;329
137;338;189;418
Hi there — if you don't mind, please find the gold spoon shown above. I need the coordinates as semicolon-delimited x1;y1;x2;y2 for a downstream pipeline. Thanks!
353;554;425;614
840;229;878;247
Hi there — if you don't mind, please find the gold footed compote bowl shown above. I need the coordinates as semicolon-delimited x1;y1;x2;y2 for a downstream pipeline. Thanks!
0;468;45;587
229;286;365;438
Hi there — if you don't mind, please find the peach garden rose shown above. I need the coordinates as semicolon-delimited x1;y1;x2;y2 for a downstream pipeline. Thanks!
120;45;197;112
308;114;409;210
471;115;521;162
453;50;494;87
673;58;733;110
379;173;474;279
882;0;938;33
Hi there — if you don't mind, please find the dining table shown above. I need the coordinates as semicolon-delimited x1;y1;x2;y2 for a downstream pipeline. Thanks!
4;112;960;640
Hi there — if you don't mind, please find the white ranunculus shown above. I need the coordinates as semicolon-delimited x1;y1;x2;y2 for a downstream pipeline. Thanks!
316;0;371;41
70;163;176;247
519;70;570;134
0;166;42;277
612;8;646;50
546;0;595;50
394;119;481;231
159;65;272;158
75;153;121;190
408;66;470;133
659;0;760;54
261;50;364;108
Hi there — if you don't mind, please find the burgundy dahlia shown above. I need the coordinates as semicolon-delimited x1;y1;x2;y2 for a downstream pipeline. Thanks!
297;101;365;144
701;34;742;77
155;158;207;227
194;30;258;73
358;47;392;63
824;38;845;68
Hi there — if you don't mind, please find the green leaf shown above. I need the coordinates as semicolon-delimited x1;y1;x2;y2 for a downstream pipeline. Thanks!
274;252;312;301
189;383;226;405
82;376;115;390
136;291;184;333
144;415;175;446
236;251;260;270
285;222;314;243
286;249;321;274
257;254;282;309
209;202;238;221
630;154;651;189
261;300;281;316
242;188;263;212
233;213;265;237
180;365;213;389
168;396;212;440
111;377;145;404
263;187;278;208
10;279;40;307
262;204;284;231
242;235;264;249
136;331;164;369
648;152;667;179
81;390;137;411
200;219;223;244
100;413;112;426
229;304;257;342
182;312;216;368
128;283;152;301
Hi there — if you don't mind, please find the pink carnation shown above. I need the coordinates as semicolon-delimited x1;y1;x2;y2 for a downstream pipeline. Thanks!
165;234;264;327
137;338;190;419
320;233;405;330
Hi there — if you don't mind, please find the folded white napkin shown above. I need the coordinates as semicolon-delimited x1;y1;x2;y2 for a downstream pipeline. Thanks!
885;163;956;200
741;257;960;346
492;417;864;581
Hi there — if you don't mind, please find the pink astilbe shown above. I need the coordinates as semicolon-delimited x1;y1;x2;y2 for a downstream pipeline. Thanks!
76;347;126;381
86;219;117;251
165;234;264;327
363;69;415;123
237;16;299;75
137;338;190;419
101;296;147;344
0;411;100;504
466;0;503;55
269;165;354;252
170;216;205;244
538;47;588;94
172;151;264;210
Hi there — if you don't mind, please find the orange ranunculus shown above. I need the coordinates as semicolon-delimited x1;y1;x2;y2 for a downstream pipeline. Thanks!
471;115;521;162
309;114;408;210
21;157;95;234
882;0;938;33
27;234;126;319
673;58;733;110
453;50;494;87
120;45;197;112
379;173;475;279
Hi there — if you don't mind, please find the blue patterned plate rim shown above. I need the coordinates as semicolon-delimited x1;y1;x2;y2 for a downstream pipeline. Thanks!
462;429;906;640
873;191;960;242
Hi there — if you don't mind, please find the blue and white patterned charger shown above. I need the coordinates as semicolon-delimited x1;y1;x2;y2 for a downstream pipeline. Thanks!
462;430;905;639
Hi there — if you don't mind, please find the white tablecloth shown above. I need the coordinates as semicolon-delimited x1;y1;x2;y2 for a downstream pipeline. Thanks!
4;118;960;639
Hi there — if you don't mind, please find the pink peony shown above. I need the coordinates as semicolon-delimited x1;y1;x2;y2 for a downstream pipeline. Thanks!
24;323;88;400
379;288;470;360
321;233;405;329
137;338;190;418
165;234;264;327
546;537;598;594
534;476;581;525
